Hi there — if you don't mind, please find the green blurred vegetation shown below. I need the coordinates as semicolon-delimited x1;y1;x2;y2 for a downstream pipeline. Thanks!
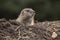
0;0;60;21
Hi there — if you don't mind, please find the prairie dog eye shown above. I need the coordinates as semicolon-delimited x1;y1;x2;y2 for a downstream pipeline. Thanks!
26;10;29;12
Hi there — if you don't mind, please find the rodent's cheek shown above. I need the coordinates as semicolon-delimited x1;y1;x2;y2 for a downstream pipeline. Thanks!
29;14;33;17
24;11;27;14
23;15;29;18
23;15;27;18
27;13;32;16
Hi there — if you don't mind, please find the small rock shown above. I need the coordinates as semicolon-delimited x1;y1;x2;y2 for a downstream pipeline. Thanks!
51;32;58;39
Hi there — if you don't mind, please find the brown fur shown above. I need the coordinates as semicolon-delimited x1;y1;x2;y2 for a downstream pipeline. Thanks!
16;8;35;26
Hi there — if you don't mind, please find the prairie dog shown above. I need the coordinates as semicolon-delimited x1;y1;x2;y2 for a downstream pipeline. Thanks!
16;8;35;26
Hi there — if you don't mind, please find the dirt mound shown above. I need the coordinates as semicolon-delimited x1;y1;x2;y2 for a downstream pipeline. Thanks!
0;18;60;40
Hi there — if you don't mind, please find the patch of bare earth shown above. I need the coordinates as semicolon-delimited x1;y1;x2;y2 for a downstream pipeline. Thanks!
0;18;60;40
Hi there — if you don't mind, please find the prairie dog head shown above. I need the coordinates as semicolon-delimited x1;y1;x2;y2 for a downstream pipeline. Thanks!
16;8;35;26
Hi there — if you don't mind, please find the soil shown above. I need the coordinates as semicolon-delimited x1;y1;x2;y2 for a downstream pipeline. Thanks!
0;18;60;40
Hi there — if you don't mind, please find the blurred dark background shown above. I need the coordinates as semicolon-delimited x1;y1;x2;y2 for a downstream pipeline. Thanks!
0;0;60;21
